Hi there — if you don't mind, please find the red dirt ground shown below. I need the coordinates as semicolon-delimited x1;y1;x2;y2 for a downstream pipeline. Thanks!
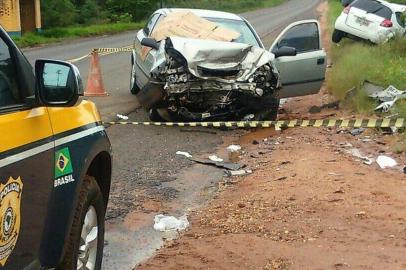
135;2;406;269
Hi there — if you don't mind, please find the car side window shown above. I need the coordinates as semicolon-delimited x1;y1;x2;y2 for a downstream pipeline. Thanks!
276;23;320;54
144;13;161;36
0;37;21;108
396;12;405;28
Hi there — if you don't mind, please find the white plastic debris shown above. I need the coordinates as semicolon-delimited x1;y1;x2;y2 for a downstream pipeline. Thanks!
375;97;398;113
153;214;189;232
376;155;397;169
227;169;253;176
176;151;192;158
369;85;405;102
227;144;242;162
366;84;406;112
346;148;374;165
209;155;223;162
227;145;242;152
116;114;129;120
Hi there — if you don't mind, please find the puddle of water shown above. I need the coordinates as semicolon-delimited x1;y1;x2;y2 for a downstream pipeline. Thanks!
238;128;279;145
102;222;163;270
102;163;224;269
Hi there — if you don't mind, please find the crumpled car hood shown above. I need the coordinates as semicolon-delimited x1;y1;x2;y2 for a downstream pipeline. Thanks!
152;37;275;83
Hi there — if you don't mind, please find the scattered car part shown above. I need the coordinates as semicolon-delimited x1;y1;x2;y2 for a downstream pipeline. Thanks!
363;81;406;112
346;148;374;165
226;169;253;177
191;157;242;171
350;128;365;136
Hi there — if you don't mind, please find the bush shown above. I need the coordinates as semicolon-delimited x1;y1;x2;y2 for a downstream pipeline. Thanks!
41;0;77;28
78;0;102;24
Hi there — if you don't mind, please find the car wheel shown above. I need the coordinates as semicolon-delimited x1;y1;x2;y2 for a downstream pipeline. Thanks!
268;98;280;121
149;108;172;122
60;176;105;270
254;96;280;121
332;29;344;43
130;63;141;95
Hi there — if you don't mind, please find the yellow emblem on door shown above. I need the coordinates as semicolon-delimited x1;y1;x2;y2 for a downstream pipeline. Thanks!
0;177;23;267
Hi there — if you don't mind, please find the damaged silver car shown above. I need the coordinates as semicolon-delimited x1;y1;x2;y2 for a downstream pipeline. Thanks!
130;9;327;121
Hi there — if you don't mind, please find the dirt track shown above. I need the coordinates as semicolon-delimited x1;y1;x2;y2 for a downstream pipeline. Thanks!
135;3;406;269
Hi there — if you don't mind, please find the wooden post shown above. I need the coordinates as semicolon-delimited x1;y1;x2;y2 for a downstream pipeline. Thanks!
34;0;41;31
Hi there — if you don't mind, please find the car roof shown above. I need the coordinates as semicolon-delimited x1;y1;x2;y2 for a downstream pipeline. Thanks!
156;8;244;21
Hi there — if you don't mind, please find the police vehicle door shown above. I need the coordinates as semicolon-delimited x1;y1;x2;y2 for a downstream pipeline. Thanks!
0;32;54;269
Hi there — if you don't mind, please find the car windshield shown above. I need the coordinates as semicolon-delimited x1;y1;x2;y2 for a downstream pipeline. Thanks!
205;18;261;47
351;0;392;19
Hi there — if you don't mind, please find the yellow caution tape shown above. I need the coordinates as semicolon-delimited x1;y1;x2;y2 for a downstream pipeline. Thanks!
92;46;133;54
67;46;133;63
68;53;91;63
104;118;405;129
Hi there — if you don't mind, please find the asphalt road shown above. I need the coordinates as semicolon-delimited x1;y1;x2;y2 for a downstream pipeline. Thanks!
23;0;321;121
23;0;322;269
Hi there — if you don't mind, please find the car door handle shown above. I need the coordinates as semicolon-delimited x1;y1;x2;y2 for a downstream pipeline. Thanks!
317;58;325;65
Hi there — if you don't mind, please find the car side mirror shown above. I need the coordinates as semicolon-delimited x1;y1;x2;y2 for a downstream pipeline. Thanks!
273;46;297;58
141;38;160;50
35;59;83;107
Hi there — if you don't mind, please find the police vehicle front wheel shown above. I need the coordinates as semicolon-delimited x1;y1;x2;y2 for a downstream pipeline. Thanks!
60;176;105;270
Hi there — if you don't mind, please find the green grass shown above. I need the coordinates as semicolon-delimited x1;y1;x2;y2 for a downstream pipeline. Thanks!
13;22;144;48
327;0;406;118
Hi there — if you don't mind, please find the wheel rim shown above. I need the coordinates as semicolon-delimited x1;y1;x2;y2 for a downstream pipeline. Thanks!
77;206;98;270
130;64;136;89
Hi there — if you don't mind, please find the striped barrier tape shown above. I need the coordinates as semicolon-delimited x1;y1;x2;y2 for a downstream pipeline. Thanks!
92;46;132;54
103;118;405;129
67;46;133;63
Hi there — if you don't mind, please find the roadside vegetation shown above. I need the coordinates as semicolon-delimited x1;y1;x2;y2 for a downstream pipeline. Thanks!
327;0;406;118
14;0;285;47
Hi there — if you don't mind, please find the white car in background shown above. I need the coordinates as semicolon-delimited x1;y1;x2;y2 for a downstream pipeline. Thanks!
333;0;406;44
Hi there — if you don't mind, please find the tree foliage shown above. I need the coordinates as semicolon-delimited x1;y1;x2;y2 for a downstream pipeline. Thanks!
41;0;160;28
40;0;288;28
41;0;77;27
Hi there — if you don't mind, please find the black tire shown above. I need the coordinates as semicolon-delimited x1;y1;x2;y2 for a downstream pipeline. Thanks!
332;29;344;43
268;98;280;121
59;176;105;270
254;96;280;121
130;60;141;95
149;108;169;122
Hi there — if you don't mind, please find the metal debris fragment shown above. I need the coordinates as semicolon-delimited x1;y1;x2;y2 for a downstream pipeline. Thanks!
226;169;253;177
191;157;242;171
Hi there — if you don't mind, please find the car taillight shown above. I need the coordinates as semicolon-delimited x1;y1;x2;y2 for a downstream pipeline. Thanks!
380;19;393;27
343;6;351;14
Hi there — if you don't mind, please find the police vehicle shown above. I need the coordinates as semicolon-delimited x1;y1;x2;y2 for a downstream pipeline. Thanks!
0;26;112;270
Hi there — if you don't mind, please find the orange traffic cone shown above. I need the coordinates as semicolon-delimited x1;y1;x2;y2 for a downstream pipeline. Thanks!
84;51;108;97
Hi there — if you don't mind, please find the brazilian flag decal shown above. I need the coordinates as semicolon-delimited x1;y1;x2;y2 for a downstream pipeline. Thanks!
55;147;73;178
